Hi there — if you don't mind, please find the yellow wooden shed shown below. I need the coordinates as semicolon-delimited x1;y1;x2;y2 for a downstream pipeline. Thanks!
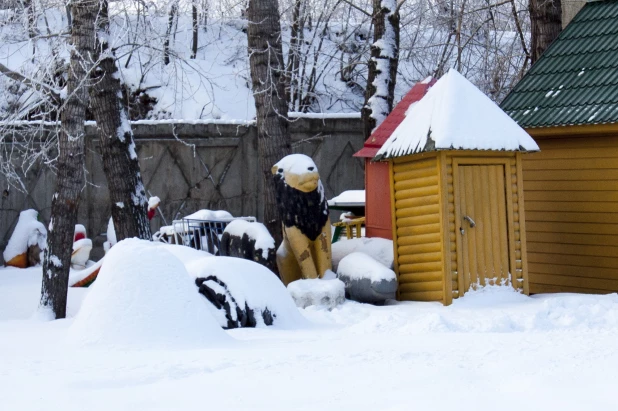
374;69;539;305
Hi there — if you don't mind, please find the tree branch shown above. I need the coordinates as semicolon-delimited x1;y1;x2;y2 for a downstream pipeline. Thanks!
0;62;61;104
340;0;372;18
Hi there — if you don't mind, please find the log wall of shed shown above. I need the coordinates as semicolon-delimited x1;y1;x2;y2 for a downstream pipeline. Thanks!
392;155;444;302
523;135;618;294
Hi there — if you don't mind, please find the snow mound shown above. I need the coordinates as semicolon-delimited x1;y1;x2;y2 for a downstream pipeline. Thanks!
184;209;233;221
273;154;318;175
67;239;229;348
376;68;539;160
451;283;529;308
332;237;393;271
155;243;212;265
3;209;47;263
223;220;275;259
288;278;346;309
186;256;307;329
337;252;396;283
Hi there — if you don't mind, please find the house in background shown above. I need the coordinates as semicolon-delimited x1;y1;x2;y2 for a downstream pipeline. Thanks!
501;0;618;295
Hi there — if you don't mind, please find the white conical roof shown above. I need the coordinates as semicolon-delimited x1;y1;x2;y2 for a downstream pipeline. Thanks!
375;69;539;160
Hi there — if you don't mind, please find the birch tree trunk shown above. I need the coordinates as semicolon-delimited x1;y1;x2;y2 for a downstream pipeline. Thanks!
90;0;152;242
246;0;291;247
361;0;400;139
529;0;562;64
40;0;93;319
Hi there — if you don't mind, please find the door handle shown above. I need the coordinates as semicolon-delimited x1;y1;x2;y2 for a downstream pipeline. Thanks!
463;215;476;228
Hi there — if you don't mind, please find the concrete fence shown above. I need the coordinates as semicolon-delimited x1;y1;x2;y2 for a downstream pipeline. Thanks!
1;117;365;262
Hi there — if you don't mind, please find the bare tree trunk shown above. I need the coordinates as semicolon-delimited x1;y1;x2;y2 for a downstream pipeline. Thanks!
529;0;562;64
361;0;400;139
191;0;198;59
40;0;93;319
90;0;152;242
246;0;291;247
163;2;178;65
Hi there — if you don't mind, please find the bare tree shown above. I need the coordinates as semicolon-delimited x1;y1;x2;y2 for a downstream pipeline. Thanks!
529;0;561;63
40;0;93;319
90;0;152;242
246;0;292;246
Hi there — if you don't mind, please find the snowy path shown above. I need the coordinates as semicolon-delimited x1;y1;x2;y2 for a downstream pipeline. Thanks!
2;267;618;410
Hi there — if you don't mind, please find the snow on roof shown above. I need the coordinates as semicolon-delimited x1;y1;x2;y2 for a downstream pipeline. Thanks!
328;190;365;206
374;69;539;160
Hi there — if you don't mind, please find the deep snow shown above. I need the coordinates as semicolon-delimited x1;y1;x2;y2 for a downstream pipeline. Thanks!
2;264;618;410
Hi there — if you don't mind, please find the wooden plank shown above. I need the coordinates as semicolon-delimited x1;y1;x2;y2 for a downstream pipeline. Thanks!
525;211;618;224
397;214;441;227
397;223;441;237
534;136;618;150
396;195;440;210
399;261;443;274
392;167;436;181
524;158;618;170
524;180;618;191
531;273;618;292
529;262;618;281
517;156;529;295
530;283;612;295
395;204;440;218
394;175;439;189
393;158;437;173
397;232;442;246
526;231;618;246
453;160;465;297
399;281;444;293
497;165;510;286
522;146;618;160
526;221;618;235
398;242;442;255
399;290;443;302
394;185;439;200
398;252;442;265
439;152;451;305
528;252;618;270
527;242;618;258
488;164;502;281
463;165;478;289
525;191;618;202
525;201;618;213
524;169;618;181
398;272;443;283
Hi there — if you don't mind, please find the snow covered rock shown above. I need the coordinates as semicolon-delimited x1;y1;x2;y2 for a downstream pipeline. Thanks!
287;277;346;310
68;239;229;348
331;237;394;272
3;209;47;268
337;252;397;305
219;220;277;273
186;256;306;329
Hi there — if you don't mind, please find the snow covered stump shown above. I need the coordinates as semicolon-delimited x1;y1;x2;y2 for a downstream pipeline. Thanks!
219;220;277;274
287;274;346;310
337;252;397;305
3;209;47;268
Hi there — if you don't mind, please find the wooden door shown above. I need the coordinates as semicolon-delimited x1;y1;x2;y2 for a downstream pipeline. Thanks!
455;164;510;291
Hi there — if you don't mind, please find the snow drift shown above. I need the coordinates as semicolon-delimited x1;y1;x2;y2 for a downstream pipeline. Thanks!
67;239;229;348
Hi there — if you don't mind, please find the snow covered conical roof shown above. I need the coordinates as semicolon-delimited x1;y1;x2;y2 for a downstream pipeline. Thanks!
374;69;539;160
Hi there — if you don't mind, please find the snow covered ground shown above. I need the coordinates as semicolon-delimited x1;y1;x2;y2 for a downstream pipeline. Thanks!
2;265;618;410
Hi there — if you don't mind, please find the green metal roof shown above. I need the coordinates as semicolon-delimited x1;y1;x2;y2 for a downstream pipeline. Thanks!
501;0;618;128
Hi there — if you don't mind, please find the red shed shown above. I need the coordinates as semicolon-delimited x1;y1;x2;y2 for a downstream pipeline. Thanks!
354;78;435;239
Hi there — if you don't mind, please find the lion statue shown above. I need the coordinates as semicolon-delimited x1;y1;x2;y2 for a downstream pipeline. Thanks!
271;154;332;285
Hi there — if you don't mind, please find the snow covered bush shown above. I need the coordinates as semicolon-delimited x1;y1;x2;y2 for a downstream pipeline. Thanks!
337;252;397;304
68;239;229;348
186;256;306;329
3;209;47;268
